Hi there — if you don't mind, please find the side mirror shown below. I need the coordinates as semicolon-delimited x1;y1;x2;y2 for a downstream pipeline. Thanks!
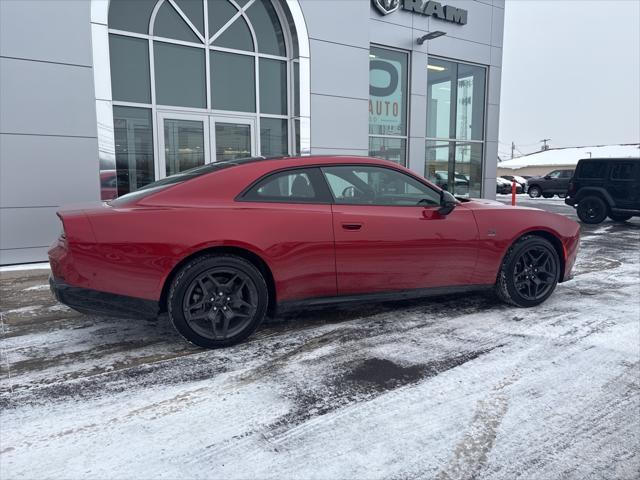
544;175;551;180
437;190;457;216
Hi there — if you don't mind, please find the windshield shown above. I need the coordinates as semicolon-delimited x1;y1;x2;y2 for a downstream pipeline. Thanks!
110;156;282;207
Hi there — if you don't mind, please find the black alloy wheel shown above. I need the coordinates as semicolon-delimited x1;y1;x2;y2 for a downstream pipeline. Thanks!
576;196;608;224
496;235;560;307
512;245;558;302
168;255;268;348
528;186;542;198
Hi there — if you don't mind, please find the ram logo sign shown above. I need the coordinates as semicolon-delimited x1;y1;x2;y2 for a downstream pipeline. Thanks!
372;0;468;25
372;0;400;15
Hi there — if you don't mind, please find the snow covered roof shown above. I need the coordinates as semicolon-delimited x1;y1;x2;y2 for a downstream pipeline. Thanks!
498;144;640;170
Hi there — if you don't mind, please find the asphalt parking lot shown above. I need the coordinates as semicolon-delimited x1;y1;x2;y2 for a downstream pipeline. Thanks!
1;196;639;479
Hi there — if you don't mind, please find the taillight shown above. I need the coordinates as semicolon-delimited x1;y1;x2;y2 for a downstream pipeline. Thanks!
567;182;575;195
56;213;67;245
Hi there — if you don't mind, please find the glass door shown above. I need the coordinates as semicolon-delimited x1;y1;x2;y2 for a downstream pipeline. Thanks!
157;113;256;179
210;117;255;162
157;112;210;178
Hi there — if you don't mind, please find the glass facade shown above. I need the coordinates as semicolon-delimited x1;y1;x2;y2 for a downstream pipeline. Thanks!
369;46;409;166
425;58;486;197
106;0;300;199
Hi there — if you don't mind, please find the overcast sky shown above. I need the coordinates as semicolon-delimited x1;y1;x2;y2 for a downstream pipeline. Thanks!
498;0;640;158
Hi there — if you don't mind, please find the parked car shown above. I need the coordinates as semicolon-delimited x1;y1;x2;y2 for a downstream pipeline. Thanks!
527;169;574;198
49;156;580;349
496;176;522;194
429;171;469;194
565;157;640;224
500;175;528;193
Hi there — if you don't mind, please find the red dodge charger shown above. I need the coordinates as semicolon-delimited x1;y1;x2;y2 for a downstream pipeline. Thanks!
49;156;580;348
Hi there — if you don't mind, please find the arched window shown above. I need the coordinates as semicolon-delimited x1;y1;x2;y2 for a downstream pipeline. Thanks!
104;0;301;197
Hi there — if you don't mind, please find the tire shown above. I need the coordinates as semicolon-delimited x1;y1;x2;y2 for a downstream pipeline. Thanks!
167;254;268;348
576;195;608;224
495;235;560;307
558;193;566;199
528;186;542;198
609;213;632;222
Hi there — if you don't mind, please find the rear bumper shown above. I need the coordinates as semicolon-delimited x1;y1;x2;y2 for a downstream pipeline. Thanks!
49;275;159;319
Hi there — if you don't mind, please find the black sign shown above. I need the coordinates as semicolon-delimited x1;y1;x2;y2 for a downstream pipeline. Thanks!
373;0;468;25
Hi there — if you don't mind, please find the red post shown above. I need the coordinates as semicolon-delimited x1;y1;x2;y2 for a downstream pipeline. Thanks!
511;179;517;206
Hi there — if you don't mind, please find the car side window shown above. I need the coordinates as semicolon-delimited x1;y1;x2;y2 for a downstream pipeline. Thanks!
547;170;561;179
578;161;606;179
610;163;635;181
560;170;573;178
242;169;322;203
321;165;440;206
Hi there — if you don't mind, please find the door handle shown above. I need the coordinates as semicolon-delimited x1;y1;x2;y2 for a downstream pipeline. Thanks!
341;223;362;231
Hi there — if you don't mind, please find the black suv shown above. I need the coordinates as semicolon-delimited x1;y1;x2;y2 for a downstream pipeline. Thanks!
565;158;640;224
527;169;574;198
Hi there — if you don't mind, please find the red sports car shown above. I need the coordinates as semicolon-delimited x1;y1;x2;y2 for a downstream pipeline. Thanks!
49;156;580;348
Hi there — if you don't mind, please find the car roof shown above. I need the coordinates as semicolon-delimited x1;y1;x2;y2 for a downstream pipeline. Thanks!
577;157;640;162
242;155;402;167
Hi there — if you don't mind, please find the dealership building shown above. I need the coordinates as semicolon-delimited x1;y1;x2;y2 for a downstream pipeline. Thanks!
0;0;505;265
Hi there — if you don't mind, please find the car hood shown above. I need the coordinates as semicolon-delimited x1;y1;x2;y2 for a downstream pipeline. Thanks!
460;198;541;212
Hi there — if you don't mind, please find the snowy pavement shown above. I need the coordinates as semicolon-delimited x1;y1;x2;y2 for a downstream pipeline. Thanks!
1;202;639;479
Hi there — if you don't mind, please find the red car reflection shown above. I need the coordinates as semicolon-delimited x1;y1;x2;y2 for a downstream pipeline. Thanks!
49;156;580;348
99;169;117;201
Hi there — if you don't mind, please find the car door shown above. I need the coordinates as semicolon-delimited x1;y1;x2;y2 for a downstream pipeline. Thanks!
542;170;562;192
239;167;337;301
557;169;574;193
608;161;638;209
320;165;480;296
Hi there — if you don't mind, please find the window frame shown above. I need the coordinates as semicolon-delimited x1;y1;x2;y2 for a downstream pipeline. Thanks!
368;44;411;167
320;164;442;207
237;166;334;204
425;56;488;197
108;0;299;185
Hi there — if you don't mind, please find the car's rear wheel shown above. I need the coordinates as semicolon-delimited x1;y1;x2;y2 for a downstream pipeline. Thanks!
576;196;608;224
528;186;542;198
168;255;268;348
558;193;566;199
608;213;632;222
495;235;560;307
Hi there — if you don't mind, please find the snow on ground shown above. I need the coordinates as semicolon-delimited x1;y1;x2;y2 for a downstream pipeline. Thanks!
1;202;639;480
0;262;50;273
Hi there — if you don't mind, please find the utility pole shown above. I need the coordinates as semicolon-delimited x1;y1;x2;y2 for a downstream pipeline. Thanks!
511;141;515;159
540;138;551;151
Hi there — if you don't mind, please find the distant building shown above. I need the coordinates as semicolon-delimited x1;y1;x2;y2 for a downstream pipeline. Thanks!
497;144;640;177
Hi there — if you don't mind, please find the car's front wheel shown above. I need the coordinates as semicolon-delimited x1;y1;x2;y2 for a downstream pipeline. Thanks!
609;213;632;222
576;196;608;224
167;254;268;348
528;186;542;198
495;235;560;307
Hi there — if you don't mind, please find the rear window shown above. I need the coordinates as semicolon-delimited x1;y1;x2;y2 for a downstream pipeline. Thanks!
577;161;606;179
110;156;282;206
